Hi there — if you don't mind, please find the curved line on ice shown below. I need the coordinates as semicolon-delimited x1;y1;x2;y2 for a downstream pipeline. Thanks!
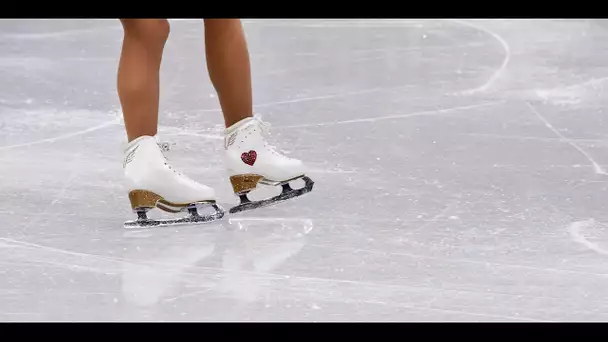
450;19;511;95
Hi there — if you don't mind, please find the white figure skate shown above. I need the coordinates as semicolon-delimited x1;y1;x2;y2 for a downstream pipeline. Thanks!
224;116;314;214
123;135;224;228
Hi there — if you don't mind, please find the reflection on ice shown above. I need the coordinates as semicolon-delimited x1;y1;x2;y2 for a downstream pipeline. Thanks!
120;217;314;307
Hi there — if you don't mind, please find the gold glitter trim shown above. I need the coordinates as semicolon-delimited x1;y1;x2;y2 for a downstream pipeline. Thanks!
128;190;191;213
230;174;264;194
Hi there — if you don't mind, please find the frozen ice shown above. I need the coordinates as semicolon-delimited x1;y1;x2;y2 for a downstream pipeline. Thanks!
1;19;608;321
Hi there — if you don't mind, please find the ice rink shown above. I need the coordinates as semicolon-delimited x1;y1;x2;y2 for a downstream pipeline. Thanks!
1;19;608;321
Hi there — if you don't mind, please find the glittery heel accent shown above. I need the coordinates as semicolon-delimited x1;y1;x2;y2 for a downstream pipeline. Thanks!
128;190;162;210
230;174;264;194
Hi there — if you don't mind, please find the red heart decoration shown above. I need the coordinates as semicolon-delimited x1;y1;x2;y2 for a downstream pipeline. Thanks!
241;150;257;166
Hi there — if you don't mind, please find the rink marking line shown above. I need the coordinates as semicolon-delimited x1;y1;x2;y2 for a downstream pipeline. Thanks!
527;102;607;176
450;20;511;96
0;117;121;151
275;101;503;129
568;219;608;256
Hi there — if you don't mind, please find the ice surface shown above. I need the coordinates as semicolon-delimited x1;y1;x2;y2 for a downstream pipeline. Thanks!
1;19;608;321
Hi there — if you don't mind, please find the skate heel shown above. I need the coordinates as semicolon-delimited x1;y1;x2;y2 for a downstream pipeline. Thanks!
128;190;162;211
230;174;264;194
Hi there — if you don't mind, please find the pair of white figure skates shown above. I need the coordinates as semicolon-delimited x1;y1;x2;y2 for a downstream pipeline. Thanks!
123;116;314;229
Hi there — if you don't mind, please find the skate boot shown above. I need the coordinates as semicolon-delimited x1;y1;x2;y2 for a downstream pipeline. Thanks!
224;116;314;214
123;135;224;228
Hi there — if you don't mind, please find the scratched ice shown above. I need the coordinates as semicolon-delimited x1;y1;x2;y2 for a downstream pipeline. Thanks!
1;19;608;321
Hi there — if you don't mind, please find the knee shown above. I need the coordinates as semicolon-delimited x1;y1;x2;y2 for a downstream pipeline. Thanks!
120;19;170;47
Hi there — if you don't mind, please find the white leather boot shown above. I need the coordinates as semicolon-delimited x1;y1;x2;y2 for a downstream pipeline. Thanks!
123;135;224;228
223;116;314;213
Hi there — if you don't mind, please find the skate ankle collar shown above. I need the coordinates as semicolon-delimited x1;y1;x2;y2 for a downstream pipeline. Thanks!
225;117;254;134
127;135;156;149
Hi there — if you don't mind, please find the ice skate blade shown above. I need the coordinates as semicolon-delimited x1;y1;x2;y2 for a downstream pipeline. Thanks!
124;204;225;229
229;176;314;214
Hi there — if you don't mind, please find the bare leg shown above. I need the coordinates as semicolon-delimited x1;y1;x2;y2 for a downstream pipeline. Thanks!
118;19;170;142
204;19;253;128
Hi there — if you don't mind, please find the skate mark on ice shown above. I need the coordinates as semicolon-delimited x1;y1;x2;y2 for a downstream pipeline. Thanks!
276;101;503;129
450;20;511;96
162;272;539;321
159;126;223;140
193;84;420;113
253;85;414;108
526;102;607;176
198;52;497;113
249;44;459;60
49;171;79;207
0;237;121;267
0;236;579;304
570;180;608;190
414;201;459;232
568;219;608;256
0;239;583;319
14;166;80;236
227;217;314;234
250;271;551;321
202;265;552;320
535;76;608;105
242;19;427;28
465;133;608;146
335;299;542;322
256;55;396;77
163;288;213;303
0;25;121;40
306;167;356;174
0;117;120;151
303;242;608;278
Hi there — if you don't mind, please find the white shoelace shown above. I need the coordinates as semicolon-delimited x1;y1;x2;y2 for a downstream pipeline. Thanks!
252;115;291;157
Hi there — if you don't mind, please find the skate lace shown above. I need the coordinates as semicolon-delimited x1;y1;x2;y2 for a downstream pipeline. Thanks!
157;141;183;176
158;141;174;153
254;115;291;158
